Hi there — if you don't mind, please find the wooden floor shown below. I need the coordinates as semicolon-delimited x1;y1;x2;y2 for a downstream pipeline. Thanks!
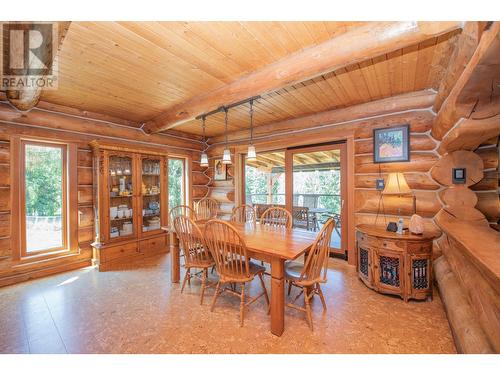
0;254;456;354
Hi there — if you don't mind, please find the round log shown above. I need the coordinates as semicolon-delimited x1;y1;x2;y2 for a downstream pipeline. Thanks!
209;188;234;203
354;173;440;190
440;185;478;207
475;192;500;222
471;170;499;191
430;150;483;186
192;186;209;199
354;189;441;218
475;146;499;170
192;172;210;186
355;152;438;174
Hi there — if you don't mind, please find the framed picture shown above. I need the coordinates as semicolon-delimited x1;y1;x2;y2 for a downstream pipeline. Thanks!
373;125;410;163
214;159;227;180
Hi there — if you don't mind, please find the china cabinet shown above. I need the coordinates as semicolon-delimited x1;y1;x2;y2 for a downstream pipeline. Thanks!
356;224;435;302
90;141;168;271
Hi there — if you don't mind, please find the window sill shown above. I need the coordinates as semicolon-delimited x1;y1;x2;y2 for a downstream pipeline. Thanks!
14;248;80;268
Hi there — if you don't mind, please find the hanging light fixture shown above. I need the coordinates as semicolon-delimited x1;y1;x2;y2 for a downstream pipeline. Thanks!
199;115;209;167
247;99;257;162
222;107;232;164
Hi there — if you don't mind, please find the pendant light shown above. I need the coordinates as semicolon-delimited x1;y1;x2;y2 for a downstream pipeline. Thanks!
199;115;209;167
247;99;257;161
222;107;232;164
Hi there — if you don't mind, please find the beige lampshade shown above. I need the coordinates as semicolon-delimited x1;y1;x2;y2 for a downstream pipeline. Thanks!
382;172;412;195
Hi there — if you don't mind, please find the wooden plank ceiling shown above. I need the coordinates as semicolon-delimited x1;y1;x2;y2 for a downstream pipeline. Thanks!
34;22;460;137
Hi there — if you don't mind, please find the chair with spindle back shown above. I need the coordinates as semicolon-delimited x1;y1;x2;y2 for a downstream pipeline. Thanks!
230;204;257;226
203;220;269;327
195;198;219;220
172;215;216;304
260;207;293;229
169;205;197;222
285;217;335;330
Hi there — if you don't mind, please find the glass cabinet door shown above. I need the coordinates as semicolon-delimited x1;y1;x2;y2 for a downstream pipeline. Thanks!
141;158;162;234
108;155;135;240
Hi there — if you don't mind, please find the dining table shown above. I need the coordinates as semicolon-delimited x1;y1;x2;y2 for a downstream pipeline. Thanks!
163;220;317;336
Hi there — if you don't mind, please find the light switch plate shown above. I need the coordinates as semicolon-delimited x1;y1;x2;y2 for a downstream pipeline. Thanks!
452;168;466;184
376;178;385;190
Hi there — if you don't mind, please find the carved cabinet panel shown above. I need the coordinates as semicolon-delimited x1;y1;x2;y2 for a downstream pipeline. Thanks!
356;224;434;302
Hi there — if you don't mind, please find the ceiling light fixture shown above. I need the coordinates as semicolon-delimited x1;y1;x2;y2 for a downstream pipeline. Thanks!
222;107;232;165
200;115;209;167
247;99;257;162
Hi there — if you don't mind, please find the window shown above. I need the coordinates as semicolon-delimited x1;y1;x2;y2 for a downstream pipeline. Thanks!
21;141;67;255
244;151;286;206
168;158;186;210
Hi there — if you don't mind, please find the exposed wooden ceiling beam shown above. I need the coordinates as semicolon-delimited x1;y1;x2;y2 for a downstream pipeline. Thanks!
209;90;436;145
142;22;462;134
433;22;485;113
6;22;72;111
432;22;500;140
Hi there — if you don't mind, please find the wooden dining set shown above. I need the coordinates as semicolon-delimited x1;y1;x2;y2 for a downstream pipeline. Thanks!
165;198;335;336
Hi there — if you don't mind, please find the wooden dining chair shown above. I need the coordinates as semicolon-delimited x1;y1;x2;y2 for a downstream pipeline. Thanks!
231;204;257;226
260;207;293;229
169;205;197;221
203;220;269;327
172;215;216;305
195;198;219;220
285;217;335;330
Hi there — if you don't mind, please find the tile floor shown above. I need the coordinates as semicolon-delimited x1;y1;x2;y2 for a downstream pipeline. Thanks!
0;254;456;354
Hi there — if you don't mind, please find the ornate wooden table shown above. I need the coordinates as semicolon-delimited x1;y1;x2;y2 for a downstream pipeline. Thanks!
166;221;317;336
356;224;436;302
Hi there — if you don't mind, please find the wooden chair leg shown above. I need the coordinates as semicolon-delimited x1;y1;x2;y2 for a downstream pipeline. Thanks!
305;291;313;331
317;283;327;311
258;273;270;307
200;268;207;305
181;267;190;293
240;282;245;327
287;280;293;296
210;281;221;312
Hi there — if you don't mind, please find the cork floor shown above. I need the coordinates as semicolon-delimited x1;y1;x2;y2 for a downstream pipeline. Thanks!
0;254;456;354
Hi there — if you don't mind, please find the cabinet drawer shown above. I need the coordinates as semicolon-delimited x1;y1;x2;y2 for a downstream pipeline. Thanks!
140;236;167;254
101;242;138;262
407;242;432;254
378;239;405;252
357;233;380;248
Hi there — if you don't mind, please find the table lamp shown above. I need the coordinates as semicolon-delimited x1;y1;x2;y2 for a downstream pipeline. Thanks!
382;172;416;234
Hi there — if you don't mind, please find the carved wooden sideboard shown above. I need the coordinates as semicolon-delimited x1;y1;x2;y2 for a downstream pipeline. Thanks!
356;224;436;302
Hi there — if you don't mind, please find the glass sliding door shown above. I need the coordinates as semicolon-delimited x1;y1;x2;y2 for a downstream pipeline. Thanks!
286;143;347;256
244;150;286;221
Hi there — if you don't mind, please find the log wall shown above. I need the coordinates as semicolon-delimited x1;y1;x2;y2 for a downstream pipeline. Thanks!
353;112;442;235
0;102;201;287
471;141;500;224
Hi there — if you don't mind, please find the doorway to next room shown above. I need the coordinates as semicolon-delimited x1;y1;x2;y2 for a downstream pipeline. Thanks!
243;141;348;259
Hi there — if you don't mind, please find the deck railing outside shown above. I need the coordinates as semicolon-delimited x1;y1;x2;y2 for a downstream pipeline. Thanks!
246;193;341;214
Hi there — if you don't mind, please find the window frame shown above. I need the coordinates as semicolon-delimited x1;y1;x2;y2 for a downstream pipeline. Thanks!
11;136;78;261
167;156;190;214
20;140;68;257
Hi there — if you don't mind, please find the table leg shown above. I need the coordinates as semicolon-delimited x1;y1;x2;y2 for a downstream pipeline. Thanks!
170;231;180;283
270;258;285;336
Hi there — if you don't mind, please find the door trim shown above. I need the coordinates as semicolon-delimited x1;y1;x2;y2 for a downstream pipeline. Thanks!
284;142;348;256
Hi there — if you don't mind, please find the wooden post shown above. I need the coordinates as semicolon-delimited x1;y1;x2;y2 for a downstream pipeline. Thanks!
170;231;180;283
270;258;285;336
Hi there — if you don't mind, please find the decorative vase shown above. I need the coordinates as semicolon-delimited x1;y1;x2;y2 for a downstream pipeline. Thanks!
409;214;424;235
